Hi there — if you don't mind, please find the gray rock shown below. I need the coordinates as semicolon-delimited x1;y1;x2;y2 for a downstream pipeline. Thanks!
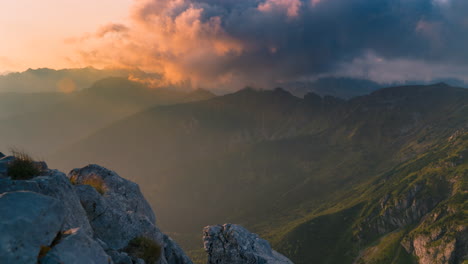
203;224;293;264
69;164;156;223
106;250;134;264
0;178;41;193
0;156;14;177
70;165;192;264
34;170;93;235
163;234;194;264
40;228;112;264
0;191;65;264
0;170;93;236
73;183;162;251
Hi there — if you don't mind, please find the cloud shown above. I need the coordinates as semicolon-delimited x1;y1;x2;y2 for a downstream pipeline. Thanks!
68;0;468;89
334;51;468;84
96;24;129;38
258;0;302;18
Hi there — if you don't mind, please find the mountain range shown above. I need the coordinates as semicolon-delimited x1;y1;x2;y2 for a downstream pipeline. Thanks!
0;73;466;263
0;77;214;156
43;82;467;263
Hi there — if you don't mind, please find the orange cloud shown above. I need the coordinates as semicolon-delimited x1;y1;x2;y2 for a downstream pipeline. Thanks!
69;0;246;88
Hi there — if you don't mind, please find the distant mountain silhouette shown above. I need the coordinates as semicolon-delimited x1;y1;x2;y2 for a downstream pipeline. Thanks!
283;77;382;99
0;77;214;156
0;67;150;93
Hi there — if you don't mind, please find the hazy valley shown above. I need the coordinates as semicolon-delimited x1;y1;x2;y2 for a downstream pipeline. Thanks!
0;69;466;263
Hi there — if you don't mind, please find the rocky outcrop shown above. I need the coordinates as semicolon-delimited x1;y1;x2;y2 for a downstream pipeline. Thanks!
359;182;444;239
203;224;293;264
0;162;193;264
0;191;65;263
0;161;287;264
402;225;467;264
401;204;468;264
68;164;192;264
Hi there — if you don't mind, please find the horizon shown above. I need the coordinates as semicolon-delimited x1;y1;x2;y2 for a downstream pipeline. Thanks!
2;0;468;89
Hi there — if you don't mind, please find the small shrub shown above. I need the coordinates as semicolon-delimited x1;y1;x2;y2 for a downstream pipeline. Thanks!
70;175;107;195
7;149;41;180
123;236;162;264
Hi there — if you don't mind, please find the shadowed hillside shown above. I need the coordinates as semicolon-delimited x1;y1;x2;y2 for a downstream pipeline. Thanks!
48;83;467;263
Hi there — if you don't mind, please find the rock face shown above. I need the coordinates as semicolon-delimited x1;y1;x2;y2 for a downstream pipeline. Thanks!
403;226;468;264
69;164;156;224
68;164;192;264
359;182;443;238
203;224;293;264
39;228;112;264
401;205;468;264
0;191;64;264
0;170;93;236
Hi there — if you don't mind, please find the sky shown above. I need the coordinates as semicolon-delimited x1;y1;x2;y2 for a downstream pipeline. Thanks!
0;0;132;72
1;0;468;88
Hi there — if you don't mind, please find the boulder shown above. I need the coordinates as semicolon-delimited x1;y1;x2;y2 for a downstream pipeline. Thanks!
0;191;65;264
39;228;112;264
74;184;162;250
203;224;293;264
70;165;192;264
0;170;93;236
69;164;156;223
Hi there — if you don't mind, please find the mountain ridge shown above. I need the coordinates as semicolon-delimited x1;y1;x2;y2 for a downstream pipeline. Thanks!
47;83;467;263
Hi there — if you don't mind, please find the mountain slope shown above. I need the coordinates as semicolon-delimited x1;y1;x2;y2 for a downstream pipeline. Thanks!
0;77;215;156
0;92;68;120
49;83;468;263
274;129;467;264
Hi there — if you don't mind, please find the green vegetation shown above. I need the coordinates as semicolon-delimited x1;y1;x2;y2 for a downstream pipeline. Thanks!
271;130;468;263
355;230;416;264
7;149;42;180
277;204;363;264
123;236;162;264
47;84;467;263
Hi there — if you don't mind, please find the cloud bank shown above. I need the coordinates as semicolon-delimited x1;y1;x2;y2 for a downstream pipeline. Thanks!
70;0;468;89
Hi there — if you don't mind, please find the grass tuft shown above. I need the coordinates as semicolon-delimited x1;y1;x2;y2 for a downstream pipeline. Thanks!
7;149;42;180
124;236;162;264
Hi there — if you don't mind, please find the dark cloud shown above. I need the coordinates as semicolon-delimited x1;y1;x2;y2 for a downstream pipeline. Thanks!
75;0;468;88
